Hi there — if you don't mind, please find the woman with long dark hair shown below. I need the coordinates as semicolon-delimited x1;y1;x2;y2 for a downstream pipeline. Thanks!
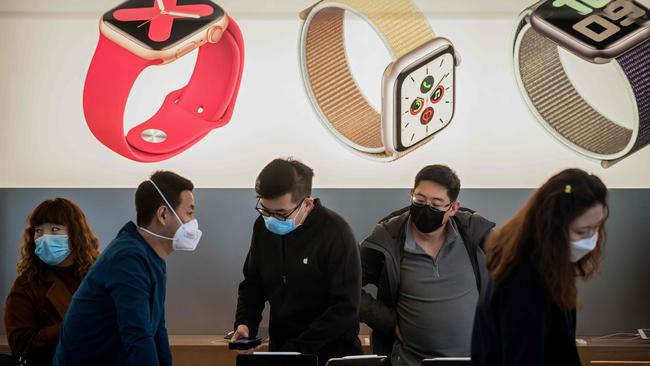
471;168;608;366
3;198;100;365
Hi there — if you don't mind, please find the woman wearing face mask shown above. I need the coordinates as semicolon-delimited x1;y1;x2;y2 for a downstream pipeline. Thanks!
471;168;608;366
3;198;100;366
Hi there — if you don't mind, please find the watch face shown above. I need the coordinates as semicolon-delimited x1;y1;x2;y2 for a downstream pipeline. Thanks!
103;0;224;51
533;0;649;51
396;49;455;151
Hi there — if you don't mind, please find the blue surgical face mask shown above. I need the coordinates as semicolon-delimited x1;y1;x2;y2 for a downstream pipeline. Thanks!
35;234;71;266
263;203;305;236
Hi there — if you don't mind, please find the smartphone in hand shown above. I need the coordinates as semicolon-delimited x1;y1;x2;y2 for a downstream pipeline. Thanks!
228;337;263;350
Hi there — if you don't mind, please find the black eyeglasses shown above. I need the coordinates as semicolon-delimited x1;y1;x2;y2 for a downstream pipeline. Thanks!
255;198;305;221
411;195;452;212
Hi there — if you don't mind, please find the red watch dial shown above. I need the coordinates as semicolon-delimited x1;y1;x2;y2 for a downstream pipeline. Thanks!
103;0;223;50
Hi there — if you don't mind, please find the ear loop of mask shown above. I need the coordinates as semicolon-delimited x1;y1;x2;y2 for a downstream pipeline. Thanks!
138;179;183;240
148;179;184;225
139;226;173;241
293;200;307;226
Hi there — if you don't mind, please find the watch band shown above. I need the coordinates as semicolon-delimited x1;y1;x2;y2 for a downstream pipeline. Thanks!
514;20;650;168
300;0;435;161
83;16;244;163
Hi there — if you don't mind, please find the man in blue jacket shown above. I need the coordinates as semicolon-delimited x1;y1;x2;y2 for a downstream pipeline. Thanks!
54;171;202;366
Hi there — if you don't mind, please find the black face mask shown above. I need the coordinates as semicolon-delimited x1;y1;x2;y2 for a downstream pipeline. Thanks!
410;203;446;234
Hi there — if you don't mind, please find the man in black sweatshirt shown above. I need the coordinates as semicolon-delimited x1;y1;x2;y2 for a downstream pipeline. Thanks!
232;158;363;365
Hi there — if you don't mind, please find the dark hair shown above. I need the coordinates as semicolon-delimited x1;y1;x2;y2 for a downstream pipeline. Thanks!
486;168;608;309
135;171;194;226
18;198;100;281
255;158;314;203
414;165;461;202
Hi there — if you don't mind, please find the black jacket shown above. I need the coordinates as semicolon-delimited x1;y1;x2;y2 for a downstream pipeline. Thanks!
235;199;363;365
359;207;495;362
471;261;581;366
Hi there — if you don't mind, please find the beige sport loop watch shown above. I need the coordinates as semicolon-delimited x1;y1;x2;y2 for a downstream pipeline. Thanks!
299;0;460;162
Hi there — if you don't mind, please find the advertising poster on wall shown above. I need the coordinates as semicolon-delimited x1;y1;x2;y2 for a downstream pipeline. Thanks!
1;1;649;365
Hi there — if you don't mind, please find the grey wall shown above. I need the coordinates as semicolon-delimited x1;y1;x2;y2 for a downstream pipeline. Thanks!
1;188;649;336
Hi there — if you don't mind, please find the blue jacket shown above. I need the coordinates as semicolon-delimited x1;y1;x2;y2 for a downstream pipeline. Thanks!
54;222;171;366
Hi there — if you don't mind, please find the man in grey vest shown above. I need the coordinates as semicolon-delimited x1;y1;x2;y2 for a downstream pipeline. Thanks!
360;165;495;366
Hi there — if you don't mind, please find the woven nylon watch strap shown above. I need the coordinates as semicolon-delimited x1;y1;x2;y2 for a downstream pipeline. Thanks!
514;22;650;167
300;0;435;161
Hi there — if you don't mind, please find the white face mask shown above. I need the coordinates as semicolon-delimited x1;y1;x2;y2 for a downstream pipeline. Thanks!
139;180;202;251
570;233;598;263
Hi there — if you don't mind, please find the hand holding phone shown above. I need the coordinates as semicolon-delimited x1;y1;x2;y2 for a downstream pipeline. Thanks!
229;324;263;353
228;337;263;350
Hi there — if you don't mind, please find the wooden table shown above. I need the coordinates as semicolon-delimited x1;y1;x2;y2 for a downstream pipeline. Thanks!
0;334;372;365
1;334;648;365
164;335;372;366
578;336;650;366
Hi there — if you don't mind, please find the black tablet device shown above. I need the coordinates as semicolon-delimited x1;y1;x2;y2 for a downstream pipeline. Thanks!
422;357;471;366
236;353;318;366
325;355;387;366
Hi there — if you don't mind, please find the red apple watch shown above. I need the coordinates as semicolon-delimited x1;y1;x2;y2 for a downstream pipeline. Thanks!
83;0;244;162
